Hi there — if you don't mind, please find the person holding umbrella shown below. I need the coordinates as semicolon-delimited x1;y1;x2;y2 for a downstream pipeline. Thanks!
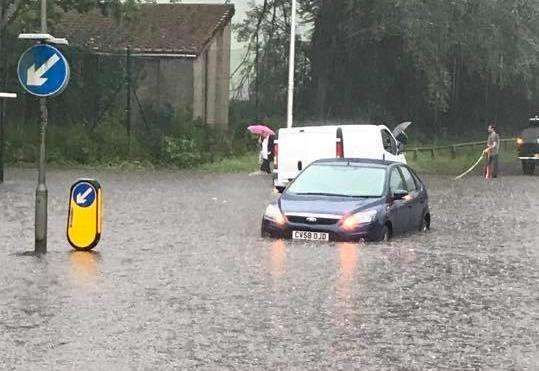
247;125;275;175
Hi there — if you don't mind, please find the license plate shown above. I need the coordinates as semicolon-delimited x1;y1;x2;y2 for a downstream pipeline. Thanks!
292;230;329;241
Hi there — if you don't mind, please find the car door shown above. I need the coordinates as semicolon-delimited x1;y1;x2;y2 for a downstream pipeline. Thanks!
381;129;399;162
387;167;411;233
399;166;424;230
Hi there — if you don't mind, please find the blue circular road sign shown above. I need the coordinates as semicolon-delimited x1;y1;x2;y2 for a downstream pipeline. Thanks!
72;182;96;208
17;44;70;97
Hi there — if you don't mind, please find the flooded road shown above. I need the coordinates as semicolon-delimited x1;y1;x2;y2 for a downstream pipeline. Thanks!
0;167;537;369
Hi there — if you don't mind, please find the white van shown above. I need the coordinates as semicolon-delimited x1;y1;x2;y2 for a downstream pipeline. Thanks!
273;123;410;189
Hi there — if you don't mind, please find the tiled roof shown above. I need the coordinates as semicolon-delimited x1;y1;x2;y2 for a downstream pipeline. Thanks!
54;4;235;55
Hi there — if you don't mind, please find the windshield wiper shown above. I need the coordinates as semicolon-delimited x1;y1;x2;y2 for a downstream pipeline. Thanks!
295;192;364;198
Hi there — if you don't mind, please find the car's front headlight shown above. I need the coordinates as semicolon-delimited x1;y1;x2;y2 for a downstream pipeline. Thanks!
340;209;378;231
264;204;286;225
516;137;524;145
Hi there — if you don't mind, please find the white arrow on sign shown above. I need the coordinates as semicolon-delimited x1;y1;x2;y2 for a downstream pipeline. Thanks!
76;187;94;205
26;54;60;86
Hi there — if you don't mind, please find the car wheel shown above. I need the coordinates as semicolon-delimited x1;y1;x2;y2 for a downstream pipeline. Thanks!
522;160;528;175
260;224;268;238
528;161;535;175
522;160;536;175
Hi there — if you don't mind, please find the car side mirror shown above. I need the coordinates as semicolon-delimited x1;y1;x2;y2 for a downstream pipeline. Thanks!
275;186;286;194
392;189;408;200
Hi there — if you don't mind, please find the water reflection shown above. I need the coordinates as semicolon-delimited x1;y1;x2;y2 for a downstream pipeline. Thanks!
269;240;286;280
336;243;359;299
334;243;360;326
69;250;102;283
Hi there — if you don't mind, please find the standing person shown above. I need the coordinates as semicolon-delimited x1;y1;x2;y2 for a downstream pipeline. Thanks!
483;123;500;179
247;124;275;176
259;134;272;174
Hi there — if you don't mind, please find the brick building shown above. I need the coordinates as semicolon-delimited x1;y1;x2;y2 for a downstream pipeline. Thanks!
56;3;234;127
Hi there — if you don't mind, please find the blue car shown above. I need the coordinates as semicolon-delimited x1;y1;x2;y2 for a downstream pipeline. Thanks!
261;158;430;242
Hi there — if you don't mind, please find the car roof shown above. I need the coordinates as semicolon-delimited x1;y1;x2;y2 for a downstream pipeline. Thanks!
312;158;399;167
278;124;385;133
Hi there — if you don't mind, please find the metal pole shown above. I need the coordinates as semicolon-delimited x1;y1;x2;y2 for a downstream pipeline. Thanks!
35;0;48;254
286;0;297;128
126;46;131;144
41;0;47;33
0;100;5;183
35;99;48;253
0;30;5;183
0;97;5;183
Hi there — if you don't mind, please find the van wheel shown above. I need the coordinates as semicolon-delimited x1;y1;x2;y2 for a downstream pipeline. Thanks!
419;214;430;232
379;225;391;242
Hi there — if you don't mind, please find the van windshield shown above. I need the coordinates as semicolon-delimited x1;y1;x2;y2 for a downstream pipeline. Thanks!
287;164;386;197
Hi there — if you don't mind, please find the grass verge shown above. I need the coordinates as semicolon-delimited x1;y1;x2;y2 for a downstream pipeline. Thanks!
196;153;259;173
6;147;518;176
195;147;518;175
407;147;516;175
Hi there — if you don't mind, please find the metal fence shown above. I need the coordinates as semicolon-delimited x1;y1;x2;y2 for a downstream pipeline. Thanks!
406;138;515;160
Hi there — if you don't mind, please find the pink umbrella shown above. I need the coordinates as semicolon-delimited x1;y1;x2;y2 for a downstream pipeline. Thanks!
247;124;275;137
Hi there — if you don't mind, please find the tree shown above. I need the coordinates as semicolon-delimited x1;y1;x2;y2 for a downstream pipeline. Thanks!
238;0;539;137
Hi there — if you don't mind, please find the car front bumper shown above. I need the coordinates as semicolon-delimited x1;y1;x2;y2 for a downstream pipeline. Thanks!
261;218;384;242
518;144;539;160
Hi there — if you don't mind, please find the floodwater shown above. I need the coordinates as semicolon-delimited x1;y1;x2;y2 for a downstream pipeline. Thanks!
0;165;537;369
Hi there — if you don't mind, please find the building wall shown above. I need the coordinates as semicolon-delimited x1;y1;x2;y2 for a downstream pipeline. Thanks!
194;23;231;127
192;53;206;123
205;37;218;126
131;24;232;129
217;23;231;126
133;57;194;127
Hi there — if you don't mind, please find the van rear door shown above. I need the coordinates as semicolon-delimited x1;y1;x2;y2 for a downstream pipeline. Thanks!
277;126;339;183
340;126;381;160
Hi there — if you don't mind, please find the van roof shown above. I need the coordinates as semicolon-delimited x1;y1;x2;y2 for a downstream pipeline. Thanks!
312;158;398;167
279;124;383;132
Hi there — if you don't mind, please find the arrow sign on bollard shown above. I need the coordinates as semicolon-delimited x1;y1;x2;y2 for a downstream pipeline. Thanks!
17;44;70;97
67;179;102;250
72;182;96;208
76;186;94;205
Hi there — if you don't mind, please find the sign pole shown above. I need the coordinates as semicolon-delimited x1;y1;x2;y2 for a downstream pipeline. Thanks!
0;27;7;183
35;0;48;254
286;0;297;129
0;101;4;183
0;95;5;183
35;97;48;253
0;94;17;183
126;45;132;147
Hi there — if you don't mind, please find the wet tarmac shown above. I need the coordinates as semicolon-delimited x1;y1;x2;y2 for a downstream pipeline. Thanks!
0;166;537;369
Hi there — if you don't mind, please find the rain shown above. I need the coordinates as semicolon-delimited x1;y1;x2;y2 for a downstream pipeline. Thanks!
1;0;539;369
0;165;537;369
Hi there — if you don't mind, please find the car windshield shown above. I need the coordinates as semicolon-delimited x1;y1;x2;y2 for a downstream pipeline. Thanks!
287;164;386;197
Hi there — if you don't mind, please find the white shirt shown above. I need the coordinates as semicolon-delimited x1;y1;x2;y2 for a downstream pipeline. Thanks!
260;136;269;160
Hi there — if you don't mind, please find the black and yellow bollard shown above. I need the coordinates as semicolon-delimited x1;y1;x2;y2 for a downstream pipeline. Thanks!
67;179;102;250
